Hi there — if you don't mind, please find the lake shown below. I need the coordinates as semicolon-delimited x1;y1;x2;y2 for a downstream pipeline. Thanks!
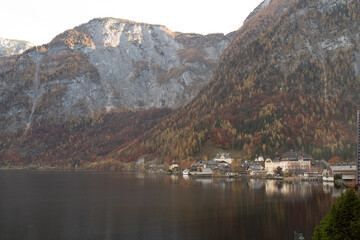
0;171;341;240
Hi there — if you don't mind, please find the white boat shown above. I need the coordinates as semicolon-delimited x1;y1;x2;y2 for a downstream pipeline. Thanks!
183;169;190;175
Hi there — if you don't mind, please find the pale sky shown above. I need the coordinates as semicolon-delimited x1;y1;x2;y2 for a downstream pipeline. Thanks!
1;0;264;46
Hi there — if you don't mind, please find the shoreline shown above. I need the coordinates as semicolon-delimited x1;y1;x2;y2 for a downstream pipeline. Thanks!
0;166;348;186
0;167;299;182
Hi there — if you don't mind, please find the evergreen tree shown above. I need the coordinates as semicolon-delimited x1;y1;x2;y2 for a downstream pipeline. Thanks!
313;188;360;240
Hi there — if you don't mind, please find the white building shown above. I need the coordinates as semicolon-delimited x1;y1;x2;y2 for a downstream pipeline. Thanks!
265;158;289;174
330;164;357;181
214;152;233;164
264;151;312;175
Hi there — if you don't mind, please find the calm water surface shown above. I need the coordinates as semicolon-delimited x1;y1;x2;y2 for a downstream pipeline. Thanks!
0;171;341;240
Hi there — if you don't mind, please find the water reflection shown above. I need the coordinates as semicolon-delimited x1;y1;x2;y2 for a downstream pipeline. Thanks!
195;178;213;185
135;172;145;179
0;171;338;240
248;179;265;190
170;175;179;182
265;181;315;197
183;175;190;181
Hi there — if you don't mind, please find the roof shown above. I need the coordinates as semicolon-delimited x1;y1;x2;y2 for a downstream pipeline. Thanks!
330;165;357;171
199;160;218;165
273;157;280;162
249;164;262;171
218;161;230;164
214;152;232;159
281;151;312;161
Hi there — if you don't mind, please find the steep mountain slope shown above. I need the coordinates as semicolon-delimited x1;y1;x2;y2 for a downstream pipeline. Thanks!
0;108;173;167
3;0;359;167
0;18;231;166
0;37;33;57
0;18;231;133
113;0;360;163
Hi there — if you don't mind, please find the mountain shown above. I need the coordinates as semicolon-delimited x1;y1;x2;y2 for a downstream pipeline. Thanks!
0;18;231;166
112;0;360;164
0;37;33;57
2;0;360;168
0;18;232;133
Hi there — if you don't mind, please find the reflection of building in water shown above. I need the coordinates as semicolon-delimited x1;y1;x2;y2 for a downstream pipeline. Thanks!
135;173;145;179
331;189;343;198
265;181;285;194
193;178;234;191
183;175;189;180
225;178;234;183
322;182;334;194
195;178;213;185
170;175;179;183
322;181;344;198
265;181;321;198
248;179;265;190
213;180;231;191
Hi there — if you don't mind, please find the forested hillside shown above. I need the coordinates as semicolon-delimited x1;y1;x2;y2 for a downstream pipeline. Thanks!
2;0;360;167
112;0;360;163
1;108;172;168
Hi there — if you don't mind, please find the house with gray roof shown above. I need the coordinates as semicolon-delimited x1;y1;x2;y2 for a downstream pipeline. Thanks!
214;152;233;164
330;164;357;181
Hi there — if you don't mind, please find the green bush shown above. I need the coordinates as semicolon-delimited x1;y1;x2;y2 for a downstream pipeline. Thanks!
313;188;360;240
334;174;342;181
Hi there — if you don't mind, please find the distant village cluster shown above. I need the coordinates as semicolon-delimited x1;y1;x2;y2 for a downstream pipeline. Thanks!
138;150;358;185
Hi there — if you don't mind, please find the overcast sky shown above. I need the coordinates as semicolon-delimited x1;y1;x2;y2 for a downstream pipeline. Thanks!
1;0;264;46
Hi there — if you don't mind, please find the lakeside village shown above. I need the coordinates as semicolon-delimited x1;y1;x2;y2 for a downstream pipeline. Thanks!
134;150;358;186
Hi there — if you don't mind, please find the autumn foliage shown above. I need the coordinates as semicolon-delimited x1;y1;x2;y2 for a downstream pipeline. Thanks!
1;0;360;166
328;156;343;165
0;108;172;167
112;0;360;163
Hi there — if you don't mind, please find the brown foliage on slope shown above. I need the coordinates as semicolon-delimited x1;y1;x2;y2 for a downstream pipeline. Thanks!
50;29;94;49
111;0;360;163
0;108;173;167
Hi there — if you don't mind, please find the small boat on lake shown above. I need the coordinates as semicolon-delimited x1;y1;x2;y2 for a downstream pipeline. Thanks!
183;169;190;175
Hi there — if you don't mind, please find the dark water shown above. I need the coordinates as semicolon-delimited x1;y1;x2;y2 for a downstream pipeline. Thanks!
0;171;341;240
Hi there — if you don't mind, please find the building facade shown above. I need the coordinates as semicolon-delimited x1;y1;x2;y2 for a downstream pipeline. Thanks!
265;151;312;174
214;152;233;164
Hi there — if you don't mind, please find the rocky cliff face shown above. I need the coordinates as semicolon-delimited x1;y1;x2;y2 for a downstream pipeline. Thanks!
0;18;232;132
0;37;33;57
